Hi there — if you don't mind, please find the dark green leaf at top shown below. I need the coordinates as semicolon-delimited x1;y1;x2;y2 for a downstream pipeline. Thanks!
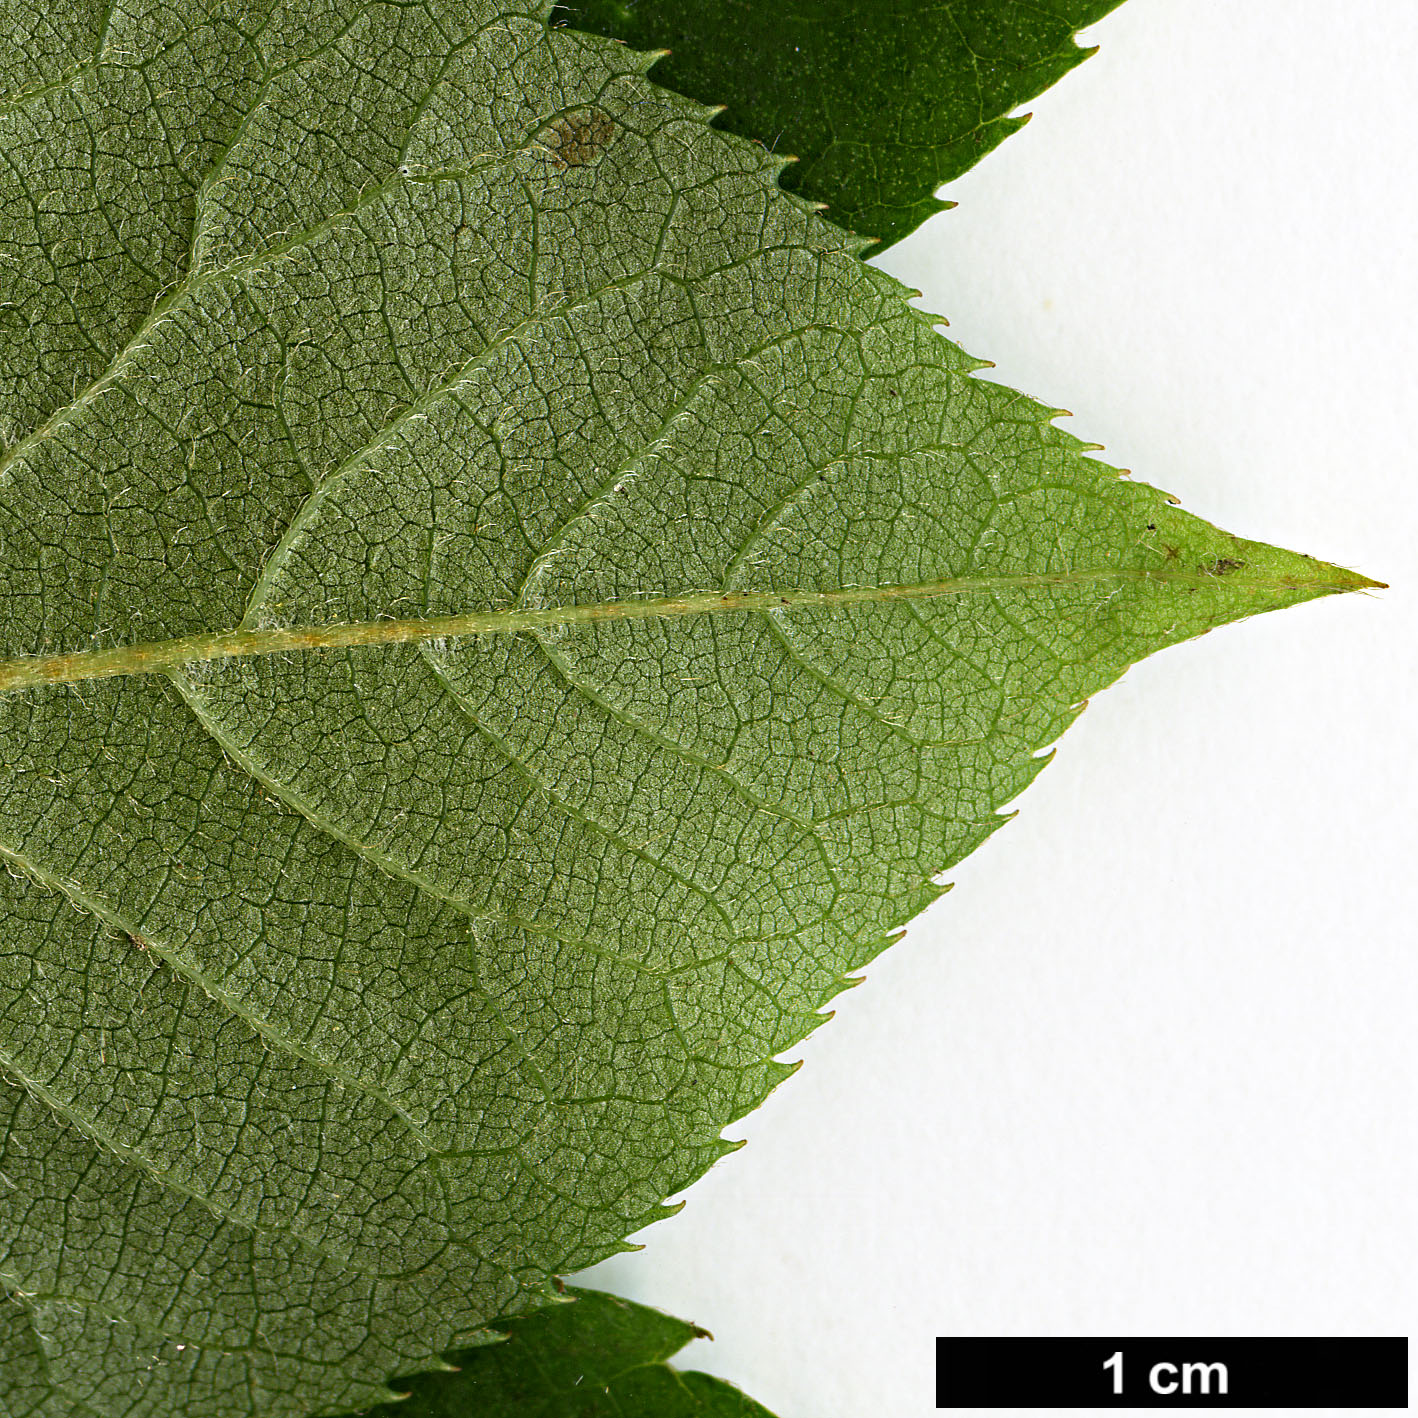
353;1288;776;1417
550;0;1126;249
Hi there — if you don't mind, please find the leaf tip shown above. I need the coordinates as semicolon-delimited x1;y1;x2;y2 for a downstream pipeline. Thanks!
1227;538;1386;600
1326;565;1386;593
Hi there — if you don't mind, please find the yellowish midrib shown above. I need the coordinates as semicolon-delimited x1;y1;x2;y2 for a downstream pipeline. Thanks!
0;565;1367;693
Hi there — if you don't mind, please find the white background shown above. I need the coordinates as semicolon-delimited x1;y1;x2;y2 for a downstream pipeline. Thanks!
580;2;1417;1413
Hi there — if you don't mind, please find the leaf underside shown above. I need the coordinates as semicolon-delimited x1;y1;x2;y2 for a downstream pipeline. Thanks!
551;0;1127;248
0;0;1364;1413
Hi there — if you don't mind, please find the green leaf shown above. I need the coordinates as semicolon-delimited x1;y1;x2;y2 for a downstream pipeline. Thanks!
0;1295;76;1417
0;0;1369;1414
550;0;1126;248
0;1286;774;1417
355;1287;775;1416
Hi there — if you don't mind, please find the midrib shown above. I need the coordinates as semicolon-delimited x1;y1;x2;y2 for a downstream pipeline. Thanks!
0;563;1371;693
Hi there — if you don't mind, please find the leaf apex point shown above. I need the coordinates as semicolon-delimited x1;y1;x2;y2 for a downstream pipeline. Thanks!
1318;566;1386;594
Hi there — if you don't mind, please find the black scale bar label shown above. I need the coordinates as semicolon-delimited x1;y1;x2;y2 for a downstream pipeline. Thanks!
936;1337;1408;1408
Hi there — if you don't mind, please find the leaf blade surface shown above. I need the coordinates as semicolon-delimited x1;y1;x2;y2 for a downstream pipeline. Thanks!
0;1;1365;1413
551;0;1127;247
357;1286;777;1417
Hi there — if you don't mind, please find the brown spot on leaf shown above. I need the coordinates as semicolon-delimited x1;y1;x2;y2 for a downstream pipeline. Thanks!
543;108;618;168
1204;557;1246;576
